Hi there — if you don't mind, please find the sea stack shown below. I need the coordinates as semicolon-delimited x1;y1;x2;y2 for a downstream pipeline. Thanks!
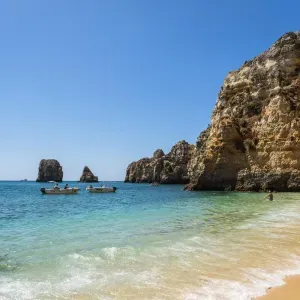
125;140;194;184
126;31;300;191
36;159;63;182
80;166;99;182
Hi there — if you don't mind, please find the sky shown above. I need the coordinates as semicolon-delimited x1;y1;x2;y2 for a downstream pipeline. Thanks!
0;0;299;180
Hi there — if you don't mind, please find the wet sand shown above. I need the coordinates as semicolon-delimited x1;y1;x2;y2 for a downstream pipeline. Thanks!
256;275;300;300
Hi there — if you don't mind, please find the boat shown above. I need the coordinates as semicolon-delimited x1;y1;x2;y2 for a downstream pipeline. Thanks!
71;187;80;191
40;188;79;195
86;185;117;193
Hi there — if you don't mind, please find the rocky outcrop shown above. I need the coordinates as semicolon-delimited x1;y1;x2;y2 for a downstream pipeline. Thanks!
36;159;63;182
80;166;98;182
125;141;194;184
186;31;300;191
126;31;300;191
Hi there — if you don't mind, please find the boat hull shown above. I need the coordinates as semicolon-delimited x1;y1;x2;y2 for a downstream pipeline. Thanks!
41;188;79;195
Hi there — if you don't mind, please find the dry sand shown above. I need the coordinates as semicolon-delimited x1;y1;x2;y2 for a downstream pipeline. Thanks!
256;275;300;300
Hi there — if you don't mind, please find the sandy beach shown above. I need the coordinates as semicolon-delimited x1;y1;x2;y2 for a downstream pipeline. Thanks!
256;275;300;300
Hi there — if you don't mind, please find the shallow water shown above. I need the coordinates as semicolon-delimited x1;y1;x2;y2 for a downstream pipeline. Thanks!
1;182;300;299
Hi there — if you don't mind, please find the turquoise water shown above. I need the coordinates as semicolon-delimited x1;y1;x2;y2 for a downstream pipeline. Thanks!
1;182;300;299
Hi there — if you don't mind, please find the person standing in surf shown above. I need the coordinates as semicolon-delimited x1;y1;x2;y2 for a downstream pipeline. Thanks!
264;190;274;201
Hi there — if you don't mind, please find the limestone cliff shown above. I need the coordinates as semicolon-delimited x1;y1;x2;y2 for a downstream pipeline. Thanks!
80;166;99;182
186;31;300;191
125;141;194;184
36;159;63;182
125;31;300;191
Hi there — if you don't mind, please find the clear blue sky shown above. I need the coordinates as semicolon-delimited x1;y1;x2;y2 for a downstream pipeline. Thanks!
0;0;299;180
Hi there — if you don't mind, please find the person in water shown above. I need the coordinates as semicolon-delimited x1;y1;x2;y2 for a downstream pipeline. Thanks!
264;190;274;201
64;184;69;189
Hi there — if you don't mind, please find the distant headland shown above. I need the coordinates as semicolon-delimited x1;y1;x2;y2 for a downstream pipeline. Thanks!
125;31;300;192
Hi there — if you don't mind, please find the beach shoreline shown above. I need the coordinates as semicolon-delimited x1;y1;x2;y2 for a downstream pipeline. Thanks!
255;275;300;300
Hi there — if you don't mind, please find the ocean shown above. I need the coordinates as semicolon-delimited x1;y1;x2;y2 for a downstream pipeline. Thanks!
1;181;300;300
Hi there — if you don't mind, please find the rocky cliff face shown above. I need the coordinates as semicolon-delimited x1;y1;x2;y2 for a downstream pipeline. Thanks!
186;31;300;191
125;32;300;191
36;159;63;182
80;166;99;182
125;141;194;184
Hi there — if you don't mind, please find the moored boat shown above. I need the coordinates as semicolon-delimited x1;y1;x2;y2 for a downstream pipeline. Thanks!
86;186;117;193
40;188;79;194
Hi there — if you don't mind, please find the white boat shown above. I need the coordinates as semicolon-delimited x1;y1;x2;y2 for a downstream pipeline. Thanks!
86;186;117;193
40;188;79;194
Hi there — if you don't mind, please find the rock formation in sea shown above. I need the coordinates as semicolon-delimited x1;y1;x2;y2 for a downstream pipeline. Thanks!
36;159;63;182
80;166;99;182
126;31;300;191
125;141;194;184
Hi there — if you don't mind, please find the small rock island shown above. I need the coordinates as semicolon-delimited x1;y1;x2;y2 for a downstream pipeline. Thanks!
125;31;300;191
80;166;99;182
36;159;63;182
